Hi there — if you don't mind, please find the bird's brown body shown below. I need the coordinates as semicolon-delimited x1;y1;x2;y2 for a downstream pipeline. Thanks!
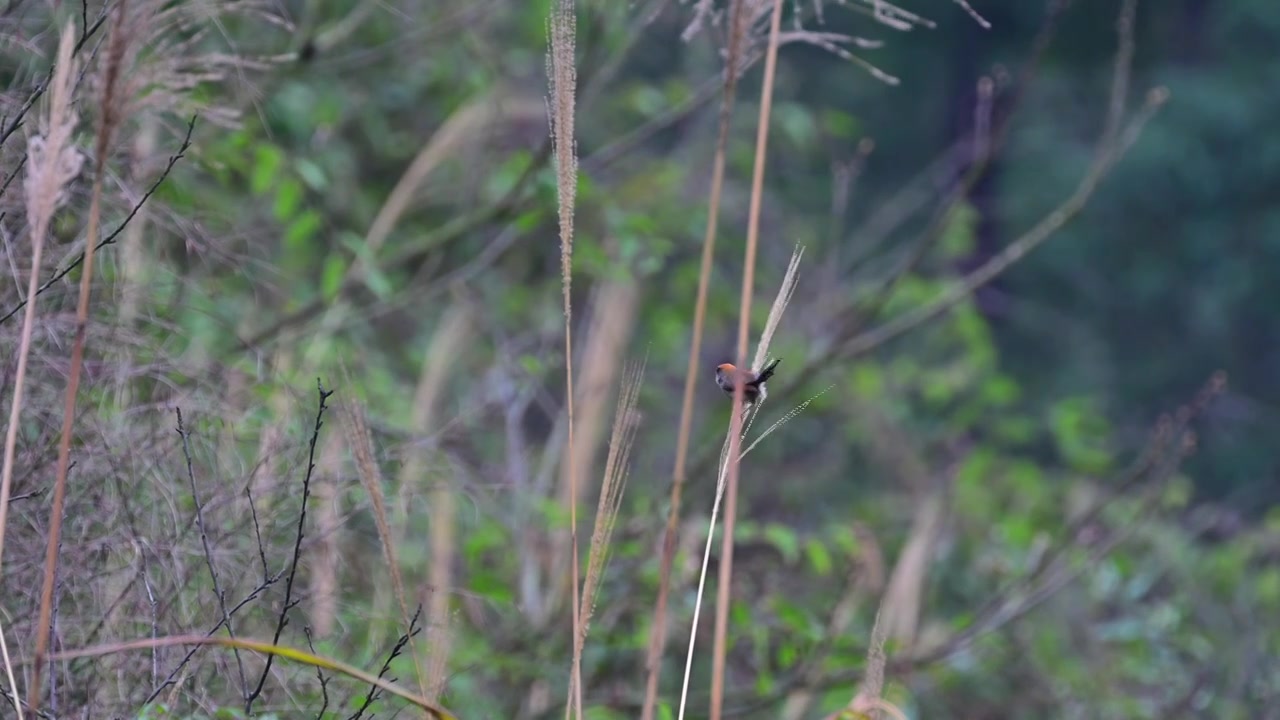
714;359;781;404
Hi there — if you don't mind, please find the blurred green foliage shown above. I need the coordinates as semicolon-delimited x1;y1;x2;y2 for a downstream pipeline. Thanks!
3;0;1278;716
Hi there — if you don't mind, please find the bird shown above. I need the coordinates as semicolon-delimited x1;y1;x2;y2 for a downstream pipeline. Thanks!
715;358;781;405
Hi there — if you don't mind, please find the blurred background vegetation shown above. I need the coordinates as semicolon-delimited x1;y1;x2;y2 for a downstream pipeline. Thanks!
1;0;1278;717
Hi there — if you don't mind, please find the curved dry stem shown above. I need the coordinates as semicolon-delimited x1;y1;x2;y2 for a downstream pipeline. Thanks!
42;635;457;719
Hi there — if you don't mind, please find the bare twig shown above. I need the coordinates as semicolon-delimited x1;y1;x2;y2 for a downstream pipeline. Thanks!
348;605;423;720
145;568;285;703
0;115;197;327
303;627;330;719
245;380;334;712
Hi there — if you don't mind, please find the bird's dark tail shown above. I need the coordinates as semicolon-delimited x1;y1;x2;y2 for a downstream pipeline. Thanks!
754;358;781;384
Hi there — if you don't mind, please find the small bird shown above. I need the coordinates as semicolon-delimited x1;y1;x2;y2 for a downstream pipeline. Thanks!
715;358;781;405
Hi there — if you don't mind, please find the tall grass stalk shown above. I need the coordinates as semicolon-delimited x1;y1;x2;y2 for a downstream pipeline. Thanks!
31;1;133;705
0;21;81;577
709;0;785;717
677;248;800;720
640;0;748;716
546;0;582;715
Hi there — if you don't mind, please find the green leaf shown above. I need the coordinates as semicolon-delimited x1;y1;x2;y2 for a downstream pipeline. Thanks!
822;109;860;140
250;144;284;196
939;201;979;258
272;177;302;221
805;538;833;576
295;158;328;191
764;523;800;564
285;210;323;250
321;254;346;300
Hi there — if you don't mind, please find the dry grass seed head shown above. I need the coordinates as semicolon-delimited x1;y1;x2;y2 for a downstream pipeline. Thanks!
24;21;84;236
579;355;647;633
90;0;284;131
546;0;578;303
338;383;429;697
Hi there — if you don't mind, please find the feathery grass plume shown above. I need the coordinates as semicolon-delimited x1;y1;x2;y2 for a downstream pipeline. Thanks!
640;0;750;715
824;609;907;720
553;276;640;608
102;0;282;128
0;20;82;578
752;245;804;372
567;355;646;707
545;0;583;716
678;247;803;720
28;3;138;704
338;370;428;698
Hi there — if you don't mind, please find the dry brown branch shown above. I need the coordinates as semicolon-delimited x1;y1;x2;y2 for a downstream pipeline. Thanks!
839;0;1149;361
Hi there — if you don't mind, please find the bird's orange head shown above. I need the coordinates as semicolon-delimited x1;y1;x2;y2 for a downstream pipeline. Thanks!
715;363;739;394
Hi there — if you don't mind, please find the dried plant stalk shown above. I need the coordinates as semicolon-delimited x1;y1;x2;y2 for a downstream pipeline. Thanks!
546;0;583;716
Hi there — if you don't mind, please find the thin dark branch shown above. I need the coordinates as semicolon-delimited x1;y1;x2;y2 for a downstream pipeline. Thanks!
0;115;197;327
176;407;249;700
246;486;271;583
305;626;331;718
245;379;334;713
6;488;45;503
0;154;26;202
0;9;109;149
347;604;424;720
145;567;286;703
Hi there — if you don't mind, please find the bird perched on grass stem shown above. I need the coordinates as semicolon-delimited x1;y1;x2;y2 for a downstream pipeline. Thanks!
715;359;781;405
